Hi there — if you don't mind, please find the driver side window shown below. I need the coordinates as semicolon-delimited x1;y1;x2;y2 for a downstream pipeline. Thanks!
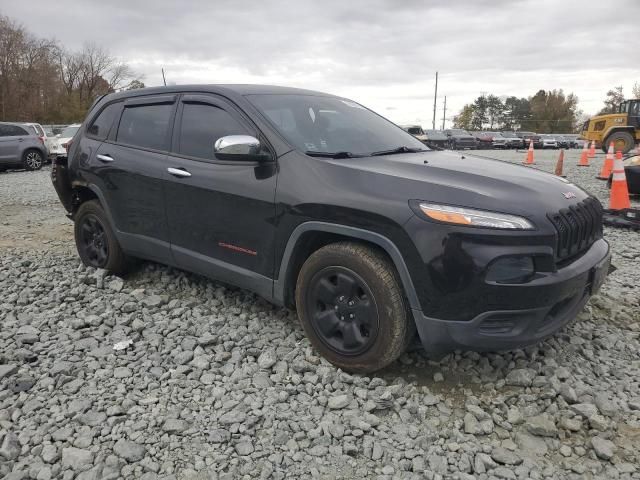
178;102;250;161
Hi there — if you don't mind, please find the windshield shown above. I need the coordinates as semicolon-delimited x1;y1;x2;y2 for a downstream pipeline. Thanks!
407;127;423;135
60;126;79;138
247;94;426;156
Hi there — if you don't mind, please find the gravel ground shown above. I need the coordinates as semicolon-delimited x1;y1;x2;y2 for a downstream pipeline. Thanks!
0;150;639;480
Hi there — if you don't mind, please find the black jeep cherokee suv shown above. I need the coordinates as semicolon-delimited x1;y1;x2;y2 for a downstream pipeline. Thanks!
51;85;611;373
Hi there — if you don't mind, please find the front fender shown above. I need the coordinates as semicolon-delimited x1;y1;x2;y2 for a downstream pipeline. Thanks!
273;221;421;311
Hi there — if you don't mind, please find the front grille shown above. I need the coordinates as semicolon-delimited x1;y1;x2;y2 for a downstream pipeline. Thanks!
547;197;603;262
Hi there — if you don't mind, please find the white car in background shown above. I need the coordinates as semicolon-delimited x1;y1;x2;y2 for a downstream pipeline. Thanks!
50;124;81;158
540;134;559;149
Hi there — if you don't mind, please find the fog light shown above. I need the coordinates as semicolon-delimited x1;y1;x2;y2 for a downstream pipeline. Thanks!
486;257;535;284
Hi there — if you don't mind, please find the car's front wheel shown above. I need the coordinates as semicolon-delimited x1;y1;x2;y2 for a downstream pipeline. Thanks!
74;200;129;274
295;242;414;373
23;149;43;171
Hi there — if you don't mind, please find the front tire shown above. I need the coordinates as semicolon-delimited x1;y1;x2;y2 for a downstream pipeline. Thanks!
605;131;635;154
295;242;414;373
74;200;129;274
23;149;43;171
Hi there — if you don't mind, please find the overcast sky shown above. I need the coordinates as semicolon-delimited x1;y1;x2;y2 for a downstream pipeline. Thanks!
4;0;639;127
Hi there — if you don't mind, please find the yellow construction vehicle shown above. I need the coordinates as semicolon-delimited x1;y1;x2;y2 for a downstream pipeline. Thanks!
582;99;640;153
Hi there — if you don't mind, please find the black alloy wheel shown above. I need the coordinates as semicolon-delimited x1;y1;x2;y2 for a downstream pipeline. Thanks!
306;266;379;356
78;214;109;268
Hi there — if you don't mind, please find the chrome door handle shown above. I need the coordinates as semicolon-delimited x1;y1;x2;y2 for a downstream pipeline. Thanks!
97;154;114;162
167;167;191;178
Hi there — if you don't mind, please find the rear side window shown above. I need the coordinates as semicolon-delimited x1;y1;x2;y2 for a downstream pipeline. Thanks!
88;103;120;140
178;103;249;160
0;125;29;136
117;104;172;150
33;124;45;136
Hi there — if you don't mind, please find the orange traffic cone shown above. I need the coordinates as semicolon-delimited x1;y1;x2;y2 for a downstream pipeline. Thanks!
597;142;614;179
588;140;596;158
554;149;566;177
578;142;590;166
523;140;534;165
609;151;631;210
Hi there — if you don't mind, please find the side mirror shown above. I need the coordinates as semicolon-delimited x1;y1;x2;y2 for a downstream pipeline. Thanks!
214;135;267;161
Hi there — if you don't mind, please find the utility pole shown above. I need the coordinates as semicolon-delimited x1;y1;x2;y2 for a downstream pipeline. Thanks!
161;68;167;86
441;96;447;130
432;72;438;130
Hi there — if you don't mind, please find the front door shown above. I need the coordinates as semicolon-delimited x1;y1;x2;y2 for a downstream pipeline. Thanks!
164;94;278;298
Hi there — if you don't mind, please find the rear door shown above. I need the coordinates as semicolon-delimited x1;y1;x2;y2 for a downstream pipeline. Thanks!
0;124;29;163
163;93;278;297
84;96;176;262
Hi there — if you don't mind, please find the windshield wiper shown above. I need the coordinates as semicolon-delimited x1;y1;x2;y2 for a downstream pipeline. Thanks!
305;151;363;159
370;146;428;156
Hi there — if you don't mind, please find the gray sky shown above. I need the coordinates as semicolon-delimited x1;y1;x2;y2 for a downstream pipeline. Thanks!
4;0;639;127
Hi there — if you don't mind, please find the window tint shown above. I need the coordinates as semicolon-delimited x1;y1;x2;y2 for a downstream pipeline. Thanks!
178;103;249;160
88;103;120;140
0;125;29;136
117;103;172;150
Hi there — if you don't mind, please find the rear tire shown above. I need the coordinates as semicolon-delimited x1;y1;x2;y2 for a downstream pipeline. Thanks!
23;149;43;171
605;131;635;154
74;200;129;274
295;242;414;373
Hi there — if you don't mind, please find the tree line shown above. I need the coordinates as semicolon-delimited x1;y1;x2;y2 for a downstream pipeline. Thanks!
453;82;640;133
453;90;580;133
0;14;144;125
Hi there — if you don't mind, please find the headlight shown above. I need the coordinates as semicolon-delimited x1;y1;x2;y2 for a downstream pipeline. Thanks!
416;203;535;230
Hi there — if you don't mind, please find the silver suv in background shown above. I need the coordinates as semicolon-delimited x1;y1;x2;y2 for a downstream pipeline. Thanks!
0;122;47;171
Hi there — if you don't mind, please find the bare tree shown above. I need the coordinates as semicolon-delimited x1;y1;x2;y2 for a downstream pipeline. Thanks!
0;14;140;123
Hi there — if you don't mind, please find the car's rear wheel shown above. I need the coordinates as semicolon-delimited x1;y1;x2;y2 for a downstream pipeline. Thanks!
23;149;43;171
295;242;414;373
74;200;129;274
605;131;635;154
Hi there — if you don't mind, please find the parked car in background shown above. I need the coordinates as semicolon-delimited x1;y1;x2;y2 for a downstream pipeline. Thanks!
554;135;569;149
470;131;493;149
444;129;477;149
50;123;81;158
516;131;542;148
500;131;524;149
401;125;428;143
565;134;584;149
489;132;509;149
540;134;559;149
423;129;448;149
0;122;47;171
22;122;52;158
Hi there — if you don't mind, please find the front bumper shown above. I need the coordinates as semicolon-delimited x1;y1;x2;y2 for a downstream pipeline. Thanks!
413;239;610;352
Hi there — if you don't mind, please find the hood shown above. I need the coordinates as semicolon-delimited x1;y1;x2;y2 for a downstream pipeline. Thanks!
325;150;590;221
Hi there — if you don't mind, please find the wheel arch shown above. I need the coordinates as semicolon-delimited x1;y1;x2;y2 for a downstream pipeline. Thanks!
69;183;118;232
603;126;635;141
21;146;47;161
274;222;421;312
